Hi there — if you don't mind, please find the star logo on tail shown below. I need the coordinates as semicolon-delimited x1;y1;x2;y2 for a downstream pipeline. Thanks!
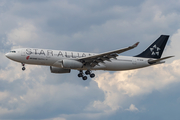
150;45;161;56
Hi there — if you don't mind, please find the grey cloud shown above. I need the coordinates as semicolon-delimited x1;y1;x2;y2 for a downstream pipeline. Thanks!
0;0;180;120
0;65;104;119
1;0;179;53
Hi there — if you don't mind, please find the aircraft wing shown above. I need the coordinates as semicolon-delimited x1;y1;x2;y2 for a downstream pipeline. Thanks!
78;42;139;67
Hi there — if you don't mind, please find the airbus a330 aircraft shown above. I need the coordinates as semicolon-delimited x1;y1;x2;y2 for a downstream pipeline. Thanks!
5;35;173;80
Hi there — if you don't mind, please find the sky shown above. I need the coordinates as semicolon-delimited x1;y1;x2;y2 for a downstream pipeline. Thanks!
0;0;180;119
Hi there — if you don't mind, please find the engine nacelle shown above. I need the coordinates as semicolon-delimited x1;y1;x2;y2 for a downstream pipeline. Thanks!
62;59;83;69
50;66;71;73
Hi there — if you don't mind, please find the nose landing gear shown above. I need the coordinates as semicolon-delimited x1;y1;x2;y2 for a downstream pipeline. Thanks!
78;70;95;80
22;63;26;71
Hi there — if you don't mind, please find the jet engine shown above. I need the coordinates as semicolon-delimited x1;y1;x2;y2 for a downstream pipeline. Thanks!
50;66;71;73
62;59;83;69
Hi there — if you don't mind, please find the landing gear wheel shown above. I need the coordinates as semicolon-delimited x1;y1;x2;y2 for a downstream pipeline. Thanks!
78;73;83;77
90;73;95;78
22;67;26;71
21;63;25;71
82;76;87;80
85;70;91;75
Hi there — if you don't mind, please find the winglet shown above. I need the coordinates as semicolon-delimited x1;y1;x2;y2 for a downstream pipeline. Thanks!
130;42;139;48
134;42;139;47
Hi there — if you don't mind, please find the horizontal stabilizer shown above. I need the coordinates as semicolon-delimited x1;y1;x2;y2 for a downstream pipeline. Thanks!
148;56;174;64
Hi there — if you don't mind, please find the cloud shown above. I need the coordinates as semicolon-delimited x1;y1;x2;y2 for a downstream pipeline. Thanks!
164;29;180;61
89;59;180;114
0;0;180;120
126;104;139;112
7;22;39;45
45;117;66;120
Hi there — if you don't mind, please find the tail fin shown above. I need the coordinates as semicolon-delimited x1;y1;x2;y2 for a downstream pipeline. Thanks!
135;35;169;59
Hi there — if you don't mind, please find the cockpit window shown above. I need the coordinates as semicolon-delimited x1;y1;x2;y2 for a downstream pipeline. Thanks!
10;51;16;53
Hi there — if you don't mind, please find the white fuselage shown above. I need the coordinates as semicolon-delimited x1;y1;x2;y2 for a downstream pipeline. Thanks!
5;48;151;71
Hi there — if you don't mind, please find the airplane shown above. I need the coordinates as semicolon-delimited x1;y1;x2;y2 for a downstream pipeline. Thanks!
5;35;173;80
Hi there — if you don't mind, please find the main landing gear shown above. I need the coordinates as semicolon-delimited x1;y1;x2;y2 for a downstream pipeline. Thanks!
78;70;95;80
22;63;26;71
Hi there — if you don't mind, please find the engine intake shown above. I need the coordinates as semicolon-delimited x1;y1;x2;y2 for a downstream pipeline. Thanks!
50;66;71;73
62;59;83;69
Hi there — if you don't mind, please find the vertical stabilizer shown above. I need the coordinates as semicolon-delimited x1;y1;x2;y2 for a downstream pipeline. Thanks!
135;35;169;59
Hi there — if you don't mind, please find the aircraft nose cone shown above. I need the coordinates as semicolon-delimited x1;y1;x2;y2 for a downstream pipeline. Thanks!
5;53;10;58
